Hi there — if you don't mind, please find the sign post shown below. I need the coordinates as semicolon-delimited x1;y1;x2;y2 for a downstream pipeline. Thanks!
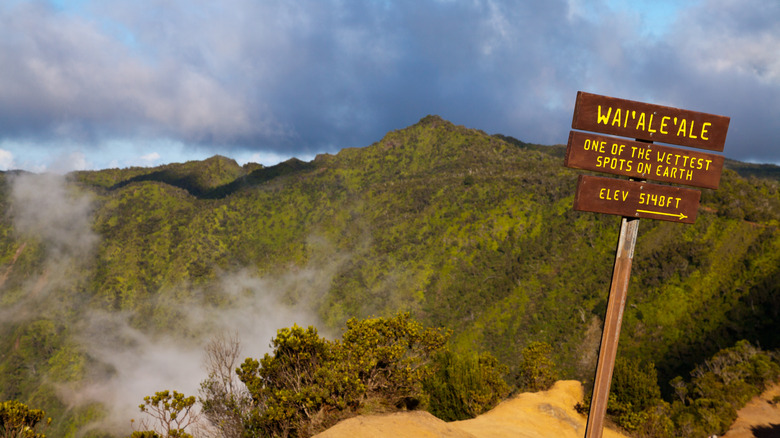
585;215;638;438
564;92;730;438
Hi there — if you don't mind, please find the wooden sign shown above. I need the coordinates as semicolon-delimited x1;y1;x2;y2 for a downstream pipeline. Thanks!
572;91;730;151
565;131;725;189
573;175;701;224
568;91;730;438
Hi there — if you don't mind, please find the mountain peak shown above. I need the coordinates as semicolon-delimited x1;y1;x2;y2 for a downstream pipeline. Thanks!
416;114;448;127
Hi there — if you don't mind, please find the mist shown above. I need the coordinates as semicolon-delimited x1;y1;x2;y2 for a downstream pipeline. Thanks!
9;172;98;258
1;172;98;323
2;172;345;436
65;264;339;435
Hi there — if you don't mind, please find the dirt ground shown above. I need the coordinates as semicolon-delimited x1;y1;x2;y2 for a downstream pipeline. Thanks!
313;380;628;438
722;382;780;438
314;381;780;438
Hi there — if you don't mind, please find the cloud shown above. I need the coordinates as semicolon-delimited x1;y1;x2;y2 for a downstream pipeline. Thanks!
621;0;780;161
3;165;347;435
0;172;99;324
0;0;599;149
0;1;267;145
63;265;337;435
0;148;13;170
139;152;160;164
52;151;92;173
9;172;98;259
1;0;779;166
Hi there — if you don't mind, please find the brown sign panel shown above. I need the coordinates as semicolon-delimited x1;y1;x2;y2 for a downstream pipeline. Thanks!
565;131;725;189
574;175;701;223
572;91;730;151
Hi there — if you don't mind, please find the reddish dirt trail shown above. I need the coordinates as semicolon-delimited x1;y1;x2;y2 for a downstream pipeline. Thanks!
314;381;629;438
0;242;26;288
723;382;780;438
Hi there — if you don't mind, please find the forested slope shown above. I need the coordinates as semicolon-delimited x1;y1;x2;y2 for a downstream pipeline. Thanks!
1;115;778;436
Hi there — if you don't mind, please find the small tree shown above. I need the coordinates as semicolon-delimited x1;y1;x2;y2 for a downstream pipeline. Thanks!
576;357;673;437
334;313;450;410
609;357;672;435
424;350;510;421
132;390;198;438
236;313;450;438
199;333;251;438
0;400;51;438
516;341;558;392
237;324;333;438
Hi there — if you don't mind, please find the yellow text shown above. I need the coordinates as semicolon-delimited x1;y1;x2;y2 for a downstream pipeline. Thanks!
599;188;629;202
639;193;682;209
597;105;713;141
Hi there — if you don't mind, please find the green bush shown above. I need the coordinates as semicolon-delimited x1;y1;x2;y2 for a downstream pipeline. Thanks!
0;399;51;438
424;350;510;421
516;341;558;392
575;357;673;437
335;313;450;410
670;340;780;437
131;390;197;438
611;357;663;414
609;357;672;435
237;324;334;438
236;313;450;438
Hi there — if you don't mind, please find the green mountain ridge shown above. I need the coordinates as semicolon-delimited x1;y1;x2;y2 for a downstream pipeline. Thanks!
1;115;779;436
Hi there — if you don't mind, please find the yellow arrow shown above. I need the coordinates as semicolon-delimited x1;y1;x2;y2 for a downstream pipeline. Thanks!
636;209;688;220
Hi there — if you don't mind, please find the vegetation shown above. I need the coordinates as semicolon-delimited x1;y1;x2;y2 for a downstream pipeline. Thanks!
131;391;198;438
0;400;51;438
198;333;251;438
515;341;558;392
1;115;779;436
424;350;511;421
137;314;505;437
233;313;448;437
669;340;780;437
576;341;780;437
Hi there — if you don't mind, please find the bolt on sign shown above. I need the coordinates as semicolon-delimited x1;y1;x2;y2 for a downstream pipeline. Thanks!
564;91;729;438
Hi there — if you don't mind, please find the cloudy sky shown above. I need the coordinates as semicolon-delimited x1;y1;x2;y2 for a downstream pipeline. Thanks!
0;0;778;172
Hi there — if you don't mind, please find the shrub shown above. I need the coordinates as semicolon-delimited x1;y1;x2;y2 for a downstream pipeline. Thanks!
424;350;510;421
237;324;332;438
0;400;51;438
609;357;672;435
198;333;252;438
516;341;558;392
575;357;672;437
670;340;780;437
236;313;450;438
334;312;450;410
131;390;198;438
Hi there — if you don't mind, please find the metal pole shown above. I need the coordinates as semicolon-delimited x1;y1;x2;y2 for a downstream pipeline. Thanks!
584;215;640;438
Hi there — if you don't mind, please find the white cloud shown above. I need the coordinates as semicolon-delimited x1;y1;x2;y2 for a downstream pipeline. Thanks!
0;1;271;145
53;150;91;173
0;148;13;170
9;172;98;256
62;265;339;435
139;152;160;162
1;0;780;167
241;150;315;167
672;0;780;84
